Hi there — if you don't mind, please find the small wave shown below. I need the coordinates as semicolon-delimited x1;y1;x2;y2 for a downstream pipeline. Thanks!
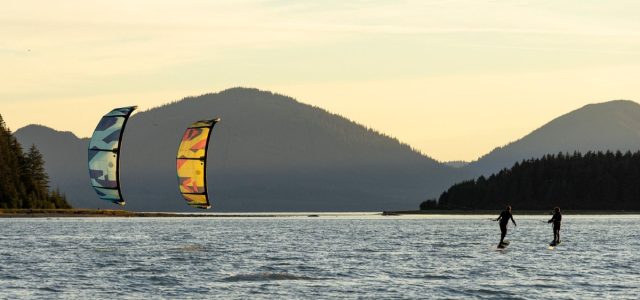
127;266;165;273
148;275;180;286
175;244;205;252
420;274;454;280
222;272;317;282
38;286;63;293
94;247;118;253
354;248;379;253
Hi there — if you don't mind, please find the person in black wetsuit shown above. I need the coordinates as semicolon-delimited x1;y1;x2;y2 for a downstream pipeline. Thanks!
548;207;562;245
495;205;516;246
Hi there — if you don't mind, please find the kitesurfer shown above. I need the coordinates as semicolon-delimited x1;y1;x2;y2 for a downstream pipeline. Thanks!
495;205;516;247
547;207;562;245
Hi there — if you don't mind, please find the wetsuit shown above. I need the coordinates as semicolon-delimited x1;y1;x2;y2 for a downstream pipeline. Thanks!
497;210;516;244
548;212;562;243
549;212;561;228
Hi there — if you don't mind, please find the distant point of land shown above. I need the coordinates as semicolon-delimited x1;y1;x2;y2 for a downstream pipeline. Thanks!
0;209;301;218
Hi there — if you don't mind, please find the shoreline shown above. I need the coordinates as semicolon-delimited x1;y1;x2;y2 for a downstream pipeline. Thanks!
382;210;640;215
1;209;639;218
0;209;312;218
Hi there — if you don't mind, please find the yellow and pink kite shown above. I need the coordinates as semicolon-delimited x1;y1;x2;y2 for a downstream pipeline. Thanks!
176;119;221;209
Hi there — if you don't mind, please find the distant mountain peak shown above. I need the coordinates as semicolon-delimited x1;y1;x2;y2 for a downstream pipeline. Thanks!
16;124;81;140
557;99;640;121
469;99;640;176
220;86;273;95
582;99;638;109
20;123;64;132
15;88;466;211
174;87;299;106
443;161;469;168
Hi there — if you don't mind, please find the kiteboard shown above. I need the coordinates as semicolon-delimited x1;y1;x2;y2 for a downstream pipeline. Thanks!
497;240;510;249
548;240;561;250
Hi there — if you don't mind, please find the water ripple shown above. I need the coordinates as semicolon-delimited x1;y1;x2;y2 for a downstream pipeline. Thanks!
221;272;318;282
0;216;639;299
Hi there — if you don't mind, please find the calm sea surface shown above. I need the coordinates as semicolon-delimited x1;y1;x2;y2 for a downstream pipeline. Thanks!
1;214;639;299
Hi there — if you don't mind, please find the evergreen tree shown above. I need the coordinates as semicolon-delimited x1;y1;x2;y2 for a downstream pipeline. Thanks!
421;151;640;211
49;188;71;209
0;114;71;209
22;144;49;200
0;114;23;208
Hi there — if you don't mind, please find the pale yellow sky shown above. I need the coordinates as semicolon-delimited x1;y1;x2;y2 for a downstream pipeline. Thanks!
2;0;639;161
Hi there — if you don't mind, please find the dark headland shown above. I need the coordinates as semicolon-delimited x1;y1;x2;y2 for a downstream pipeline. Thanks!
382;210;640;216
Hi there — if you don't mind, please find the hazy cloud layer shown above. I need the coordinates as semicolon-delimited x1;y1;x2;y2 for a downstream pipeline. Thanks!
2;0;640;160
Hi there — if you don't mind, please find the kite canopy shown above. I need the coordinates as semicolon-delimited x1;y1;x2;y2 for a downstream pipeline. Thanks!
176;118;220;209
88;106;137;205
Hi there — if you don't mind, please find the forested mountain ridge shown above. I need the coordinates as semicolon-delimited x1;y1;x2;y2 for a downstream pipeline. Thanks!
468;100;640;177
421;99;640;210
0;115;71;209
15;92;640;212
422;151;640;210
15;88;468;211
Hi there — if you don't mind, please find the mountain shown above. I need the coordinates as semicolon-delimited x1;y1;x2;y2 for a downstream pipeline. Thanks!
13;125;92;206
467;100;640;176
443;161;469;168
15;88;467;211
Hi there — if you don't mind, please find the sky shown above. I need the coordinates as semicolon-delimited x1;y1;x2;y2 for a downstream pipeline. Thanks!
2;0;640;162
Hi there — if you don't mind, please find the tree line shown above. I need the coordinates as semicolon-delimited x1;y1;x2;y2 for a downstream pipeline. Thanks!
421;151;640;210
0;114;71;209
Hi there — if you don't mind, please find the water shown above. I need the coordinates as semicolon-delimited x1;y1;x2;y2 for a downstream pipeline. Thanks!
1;214;639;299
